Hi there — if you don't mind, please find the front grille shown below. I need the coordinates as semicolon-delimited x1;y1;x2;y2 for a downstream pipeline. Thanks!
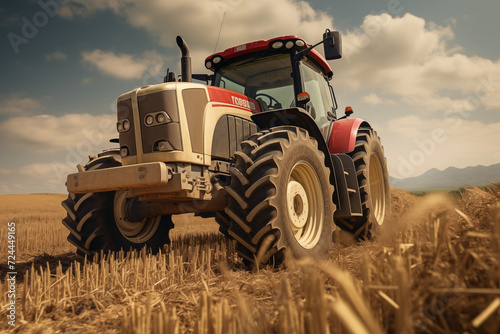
138;91;182;154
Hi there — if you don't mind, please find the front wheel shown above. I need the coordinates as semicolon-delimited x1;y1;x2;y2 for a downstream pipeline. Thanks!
61;151;174;258
222;126;336;267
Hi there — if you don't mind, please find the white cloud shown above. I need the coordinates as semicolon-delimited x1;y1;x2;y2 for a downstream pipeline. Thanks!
60;0;334;72
0;93;44;115
0;112;118;193
336;13;500;112
0;162;71;194
17;163;65;179
81;49;164;80
62;3;500;111
382;115;500;178
46;51;67;61
363;93;396;105
0;113;116;153
57;0;124;19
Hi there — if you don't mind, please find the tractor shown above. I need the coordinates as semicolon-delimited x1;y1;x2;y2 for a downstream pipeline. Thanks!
62;29;390;266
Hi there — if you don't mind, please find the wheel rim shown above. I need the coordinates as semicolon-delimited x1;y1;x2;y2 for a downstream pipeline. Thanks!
368;153;386;225
113;191;161;243
287;161;324;249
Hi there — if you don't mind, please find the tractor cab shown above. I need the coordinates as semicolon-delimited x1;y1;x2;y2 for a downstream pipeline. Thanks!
204;33;342;135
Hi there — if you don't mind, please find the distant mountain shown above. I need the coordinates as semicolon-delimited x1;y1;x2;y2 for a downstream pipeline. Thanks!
390;163;500;191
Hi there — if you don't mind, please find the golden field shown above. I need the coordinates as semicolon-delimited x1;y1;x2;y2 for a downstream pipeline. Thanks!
0;186;499;333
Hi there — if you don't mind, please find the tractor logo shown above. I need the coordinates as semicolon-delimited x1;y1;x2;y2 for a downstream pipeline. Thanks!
231;96;256;111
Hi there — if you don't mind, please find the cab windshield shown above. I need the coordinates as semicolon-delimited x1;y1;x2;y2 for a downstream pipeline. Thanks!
213;53;295;110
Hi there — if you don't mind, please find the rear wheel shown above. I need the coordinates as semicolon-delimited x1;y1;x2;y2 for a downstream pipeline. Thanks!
337;127;390;240
222;126;335;267
61;151;174;258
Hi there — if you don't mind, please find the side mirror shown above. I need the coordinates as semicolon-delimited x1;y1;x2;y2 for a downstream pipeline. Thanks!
323;30;342;60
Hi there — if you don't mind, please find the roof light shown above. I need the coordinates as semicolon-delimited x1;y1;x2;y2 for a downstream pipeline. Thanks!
213;56;222;64
345;106;353;116
285;41;294;49
117;122;123;132
295;40;305;47
205;61;212;69
271;41;283;49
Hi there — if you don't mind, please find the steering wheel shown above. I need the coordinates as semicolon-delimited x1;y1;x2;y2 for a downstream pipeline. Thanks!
255;93;282;110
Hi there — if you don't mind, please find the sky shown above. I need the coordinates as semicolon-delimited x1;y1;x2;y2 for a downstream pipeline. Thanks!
0;0;499;194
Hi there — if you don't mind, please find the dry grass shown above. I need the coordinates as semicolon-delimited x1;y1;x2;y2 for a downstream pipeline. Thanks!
0;194;219;261
1;185;499;333
0;194;71;261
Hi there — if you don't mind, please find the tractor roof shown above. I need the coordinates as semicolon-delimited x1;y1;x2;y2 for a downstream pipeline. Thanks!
205;35;333;77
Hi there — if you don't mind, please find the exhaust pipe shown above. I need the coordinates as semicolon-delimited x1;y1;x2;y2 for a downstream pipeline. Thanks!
176;36;192;82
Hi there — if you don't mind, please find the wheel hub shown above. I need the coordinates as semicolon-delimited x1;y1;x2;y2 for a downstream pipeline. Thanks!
369;153;386;225
287;180;309;229
286;161;324;249
114;191;161;243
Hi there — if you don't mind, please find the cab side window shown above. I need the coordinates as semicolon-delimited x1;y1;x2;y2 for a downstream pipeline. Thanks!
300;59;334;129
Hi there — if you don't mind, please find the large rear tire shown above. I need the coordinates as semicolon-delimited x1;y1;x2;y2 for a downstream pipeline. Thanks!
61;150;174;258
222;126;335;266
337;127;390;240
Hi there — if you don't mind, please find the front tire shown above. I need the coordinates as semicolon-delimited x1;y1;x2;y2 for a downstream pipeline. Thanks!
223;126;335;266
62;151;174;258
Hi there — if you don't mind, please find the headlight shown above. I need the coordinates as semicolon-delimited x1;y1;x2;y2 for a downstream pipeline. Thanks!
117;120;130;133
122;119;130;131
145;112;170;126
156;113;166;123
145;115;154;125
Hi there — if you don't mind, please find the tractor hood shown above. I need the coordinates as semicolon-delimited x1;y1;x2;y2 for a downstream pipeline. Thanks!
115;82;259;167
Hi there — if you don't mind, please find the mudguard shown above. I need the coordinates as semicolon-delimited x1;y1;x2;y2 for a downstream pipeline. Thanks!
328;118;371;154
251;107;338;198
251;108;332;168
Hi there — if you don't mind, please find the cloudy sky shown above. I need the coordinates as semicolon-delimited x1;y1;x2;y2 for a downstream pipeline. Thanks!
1;0;499;194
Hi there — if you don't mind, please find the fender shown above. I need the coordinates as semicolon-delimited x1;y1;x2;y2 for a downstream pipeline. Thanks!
251;108;331;163
328;118;371;154
251;107;336;191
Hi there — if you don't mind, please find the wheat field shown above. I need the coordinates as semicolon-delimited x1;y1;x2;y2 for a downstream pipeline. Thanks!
1;186;499;333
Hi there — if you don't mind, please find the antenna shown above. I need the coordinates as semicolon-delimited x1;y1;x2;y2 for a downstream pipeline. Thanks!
214;11;226;53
